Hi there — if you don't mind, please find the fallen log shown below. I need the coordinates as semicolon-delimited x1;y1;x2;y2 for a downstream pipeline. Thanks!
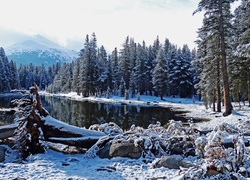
0;124;18;139
41;115;105;148
9;83;105;158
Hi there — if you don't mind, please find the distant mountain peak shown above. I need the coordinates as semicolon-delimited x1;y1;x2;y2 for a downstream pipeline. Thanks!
6;34;64;52
5;34;78;67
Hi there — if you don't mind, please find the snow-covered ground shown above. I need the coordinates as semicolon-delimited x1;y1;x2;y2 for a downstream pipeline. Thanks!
0;92;249;180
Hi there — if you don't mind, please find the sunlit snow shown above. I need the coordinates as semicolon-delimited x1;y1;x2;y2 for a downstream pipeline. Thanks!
0;92;249;180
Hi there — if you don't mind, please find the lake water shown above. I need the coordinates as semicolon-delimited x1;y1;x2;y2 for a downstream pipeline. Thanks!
0;95;189;129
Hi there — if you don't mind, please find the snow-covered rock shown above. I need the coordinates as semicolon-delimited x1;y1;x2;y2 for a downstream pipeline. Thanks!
153;156;194;169
109;142;142;159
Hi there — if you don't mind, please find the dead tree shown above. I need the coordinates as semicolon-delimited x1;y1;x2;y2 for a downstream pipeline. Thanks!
3;83;105;158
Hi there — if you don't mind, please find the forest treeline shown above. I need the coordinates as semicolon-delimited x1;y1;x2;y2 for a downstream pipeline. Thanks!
0;36;196;99
0;0;249;115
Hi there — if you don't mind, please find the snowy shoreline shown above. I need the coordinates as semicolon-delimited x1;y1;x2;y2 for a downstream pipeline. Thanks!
1;91;250;180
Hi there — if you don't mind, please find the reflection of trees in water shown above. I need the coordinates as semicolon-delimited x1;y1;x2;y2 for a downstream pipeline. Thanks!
42;96;186;129
0;95;22;125
0;112;15;125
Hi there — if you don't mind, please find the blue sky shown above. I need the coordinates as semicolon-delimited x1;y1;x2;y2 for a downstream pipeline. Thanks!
0;0;203;51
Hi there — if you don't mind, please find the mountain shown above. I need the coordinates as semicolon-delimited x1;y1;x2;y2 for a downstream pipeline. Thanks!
5;35;79;67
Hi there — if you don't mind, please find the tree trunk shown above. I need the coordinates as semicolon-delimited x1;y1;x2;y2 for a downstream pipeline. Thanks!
216;56;221;112
219;0;233;116
248;69;250;107
213;90;216;112
41;115;105;148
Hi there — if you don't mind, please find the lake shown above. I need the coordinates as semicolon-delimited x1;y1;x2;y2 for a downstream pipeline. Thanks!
0;95;189;129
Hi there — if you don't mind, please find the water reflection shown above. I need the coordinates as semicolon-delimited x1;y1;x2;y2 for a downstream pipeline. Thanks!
0;95;189;129
0;95;21;125
42;96;188;129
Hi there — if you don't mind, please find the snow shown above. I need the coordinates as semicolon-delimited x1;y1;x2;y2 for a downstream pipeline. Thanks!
1;148;178;180
5;34;78;62
44;115;105;137
0;92;250;180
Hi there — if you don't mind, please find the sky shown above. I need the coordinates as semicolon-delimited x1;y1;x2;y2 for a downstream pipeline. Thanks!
0;0;204;52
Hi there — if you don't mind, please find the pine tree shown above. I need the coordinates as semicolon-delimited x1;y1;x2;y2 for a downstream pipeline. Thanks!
119;36;131;90
89;33;99;95
128;38;137;97
37;64;48;90
97;45;109;93
25;63;36;89
179;44;193;98
72;59;81;95
147;46;155;96
230;0;250;106
110;47;120;95
134;43;146;94
0;47;11;92
168;45;179;96
194;0;234;115
9;60;20;89
78;33;99;97
140;41;151;95
152;48;168;100
18;64;28;89
190;48;198;97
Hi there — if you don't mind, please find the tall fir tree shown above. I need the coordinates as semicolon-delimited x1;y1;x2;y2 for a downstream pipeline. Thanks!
134;43;147;94
179;44;193;98
119;36;131;90
194;0;234;115
152;48;168;100
9;60;20;90
78;33;99;97
97;45;109;93
72;58;81;95
0;47;11;92
110;47;120;94
230;0;250;106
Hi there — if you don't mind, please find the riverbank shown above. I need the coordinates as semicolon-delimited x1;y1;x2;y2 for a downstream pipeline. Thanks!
0;91;250;180
40;91;250;131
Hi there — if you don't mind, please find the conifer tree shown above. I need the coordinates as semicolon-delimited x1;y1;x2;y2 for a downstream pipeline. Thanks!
134;43;146;94
72;59;81;95
119;36;131;90
230;0;250;105
168;45;178;96
97;45;109;93
9;60;20;89
110;47;120;94
78;33;99;97
0;47;11;92
179;45;193;98
194;0;234;115
152;48;168;100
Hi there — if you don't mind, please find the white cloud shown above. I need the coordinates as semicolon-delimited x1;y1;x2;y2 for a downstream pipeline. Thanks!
0;0;203;51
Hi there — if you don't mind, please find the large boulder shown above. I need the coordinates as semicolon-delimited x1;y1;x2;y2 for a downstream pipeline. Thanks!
98;142;142;159
0;146;7;162
154;156;194;169
110;142;142;159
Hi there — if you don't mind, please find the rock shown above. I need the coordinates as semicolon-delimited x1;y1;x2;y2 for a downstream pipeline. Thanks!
205;169;220;177
98;142;142;159
0;146;7;162
97;143;112;159
109;142;142;159
154;156;194;169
